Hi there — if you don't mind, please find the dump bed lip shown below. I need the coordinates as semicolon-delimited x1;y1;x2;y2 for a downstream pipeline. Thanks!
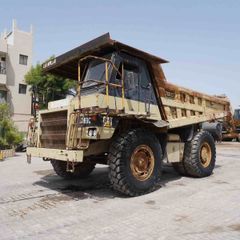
42;33;168;78
164;82;230;106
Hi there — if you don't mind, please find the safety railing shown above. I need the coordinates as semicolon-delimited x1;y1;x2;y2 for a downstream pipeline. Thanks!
66;55;125;149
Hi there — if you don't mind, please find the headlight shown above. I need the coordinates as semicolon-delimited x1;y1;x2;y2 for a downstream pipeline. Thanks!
88;128;97;137
88;129;93;136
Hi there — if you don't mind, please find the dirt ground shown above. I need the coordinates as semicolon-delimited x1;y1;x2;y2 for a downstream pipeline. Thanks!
0;142;239;240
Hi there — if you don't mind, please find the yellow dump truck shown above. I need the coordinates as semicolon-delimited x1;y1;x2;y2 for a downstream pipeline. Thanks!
27;33;231;196
222;108;240;141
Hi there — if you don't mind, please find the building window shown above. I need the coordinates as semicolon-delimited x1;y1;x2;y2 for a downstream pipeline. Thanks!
19;84;27;94
19;54;28;65
0;57;6;74
0;90;7;103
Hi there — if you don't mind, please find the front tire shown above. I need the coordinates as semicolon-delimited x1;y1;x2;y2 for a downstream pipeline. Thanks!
51;159;96;179
108;129;162;196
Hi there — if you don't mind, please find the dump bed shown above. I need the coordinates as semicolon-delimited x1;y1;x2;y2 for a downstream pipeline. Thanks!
159;81;231;129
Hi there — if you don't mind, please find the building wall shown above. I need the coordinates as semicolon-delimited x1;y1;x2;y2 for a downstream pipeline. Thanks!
0;20;33;132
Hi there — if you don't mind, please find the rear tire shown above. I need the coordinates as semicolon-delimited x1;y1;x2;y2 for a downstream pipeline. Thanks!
108;129;162;197
51;159;96;179
174;131;216;177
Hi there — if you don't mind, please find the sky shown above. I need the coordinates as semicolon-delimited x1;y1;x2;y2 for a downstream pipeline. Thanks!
0;0;239;108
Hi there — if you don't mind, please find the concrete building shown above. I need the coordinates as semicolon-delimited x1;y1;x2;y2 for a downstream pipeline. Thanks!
0;20;33;132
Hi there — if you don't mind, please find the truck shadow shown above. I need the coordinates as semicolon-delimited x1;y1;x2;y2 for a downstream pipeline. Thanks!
33;165;181;201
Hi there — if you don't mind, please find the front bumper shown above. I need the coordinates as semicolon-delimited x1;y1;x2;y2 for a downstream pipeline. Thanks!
26;147;84;162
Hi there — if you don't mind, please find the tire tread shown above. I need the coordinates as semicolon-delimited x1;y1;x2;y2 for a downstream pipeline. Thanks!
108;128;162;197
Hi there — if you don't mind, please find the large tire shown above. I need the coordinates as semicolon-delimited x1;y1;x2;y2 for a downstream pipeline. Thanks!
108;129;162;197
174;131;216;177
51;159;96;180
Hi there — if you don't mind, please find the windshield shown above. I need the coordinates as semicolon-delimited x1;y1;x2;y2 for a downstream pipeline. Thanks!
82;53;115;90
82;60;106;88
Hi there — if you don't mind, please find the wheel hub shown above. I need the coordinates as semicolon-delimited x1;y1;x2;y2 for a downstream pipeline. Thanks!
200;142;212;168
130;145;155;181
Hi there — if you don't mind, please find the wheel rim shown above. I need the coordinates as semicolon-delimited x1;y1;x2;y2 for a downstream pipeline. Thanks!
130;145;155;181
200;142;212;168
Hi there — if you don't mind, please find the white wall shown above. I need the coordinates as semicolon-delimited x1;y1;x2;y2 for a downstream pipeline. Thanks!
1;20;33;132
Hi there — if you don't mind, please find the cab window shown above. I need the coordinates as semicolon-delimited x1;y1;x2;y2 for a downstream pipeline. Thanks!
123;63;139;99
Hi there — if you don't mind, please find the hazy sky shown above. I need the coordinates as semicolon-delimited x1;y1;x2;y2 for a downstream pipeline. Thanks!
0;0;239;108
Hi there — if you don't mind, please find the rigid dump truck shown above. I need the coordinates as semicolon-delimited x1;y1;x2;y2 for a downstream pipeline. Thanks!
222;108;240;141
27;33;231;196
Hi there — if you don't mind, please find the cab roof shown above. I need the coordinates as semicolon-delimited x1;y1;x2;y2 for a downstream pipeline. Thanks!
42;33;168;80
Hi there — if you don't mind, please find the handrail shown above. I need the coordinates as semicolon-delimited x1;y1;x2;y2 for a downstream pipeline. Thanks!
66;54;126;149
79;55;122;78
80;79;123;88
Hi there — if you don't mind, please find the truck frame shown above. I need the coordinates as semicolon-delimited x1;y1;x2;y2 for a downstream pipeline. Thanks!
27;33;231;196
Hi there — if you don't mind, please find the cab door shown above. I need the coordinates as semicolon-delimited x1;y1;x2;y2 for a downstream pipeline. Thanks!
138;62;157;115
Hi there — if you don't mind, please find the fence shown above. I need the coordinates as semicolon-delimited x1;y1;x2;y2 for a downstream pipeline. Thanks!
0;149;15;160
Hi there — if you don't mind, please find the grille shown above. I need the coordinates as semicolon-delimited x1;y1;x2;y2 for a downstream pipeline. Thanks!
40;110;67;149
